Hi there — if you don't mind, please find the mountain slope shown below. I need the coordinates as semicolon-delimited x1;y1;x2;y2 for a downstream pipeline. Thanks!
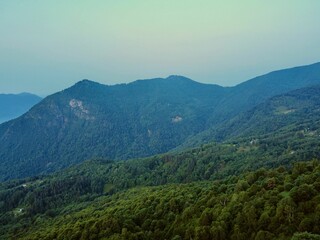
179;84;320;148
1;135;320;238
218;84;320;140
0;76;225;180
0;93;42;123
212;62;320;123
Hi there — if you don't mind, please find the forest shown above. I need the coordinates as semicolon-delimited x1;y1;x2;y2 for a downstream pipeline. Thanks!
0;114;320;239
1;160;320;239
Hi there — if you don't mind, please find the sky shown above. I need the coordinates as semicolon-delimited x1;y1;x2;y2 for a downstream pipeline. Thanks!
0;0;320;96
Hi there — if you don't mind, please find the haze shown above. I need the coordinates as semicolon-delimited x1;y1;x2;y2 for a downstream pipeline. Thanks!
1;0;320;95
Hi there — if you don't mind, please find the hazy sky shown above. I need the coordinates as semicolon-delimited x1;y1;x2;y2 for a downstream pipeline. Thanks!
1;1;320;95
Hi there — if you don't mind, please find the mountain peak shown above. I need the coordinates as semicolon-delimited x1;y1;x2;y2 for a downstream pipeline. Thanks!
61;79;106;96
70;79;103;91
75;79;100;86
130;75;197;86
165;75;197;83
166;75;190;80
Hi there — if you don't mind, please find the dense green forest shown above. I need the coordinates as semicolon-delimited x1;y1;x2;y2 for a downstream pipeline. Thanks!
1;111;319;216
1;160;320;239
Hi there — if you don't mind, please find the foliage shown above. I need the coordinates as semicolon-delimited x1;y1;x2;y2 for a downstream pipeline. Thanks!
1;160;320;239
1;113;319;225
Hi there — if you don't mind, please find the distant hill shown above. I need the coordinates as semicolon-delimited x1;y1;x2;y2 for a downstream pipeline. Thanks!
0;93;42;123
1;62;320;180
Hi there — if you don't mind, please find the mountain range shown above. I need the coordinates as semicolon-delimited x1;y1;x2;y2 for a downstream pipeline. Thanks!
1;85;320;238
1;62;320;239
1;62;320;181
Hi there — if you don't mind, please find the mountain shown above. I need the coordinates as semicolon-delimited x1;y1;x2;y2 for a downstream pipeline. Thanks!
0;93;42;123
1;62;320;181
211;62;320;123
217;84;320;140
0;76;225;180
179;84;320;148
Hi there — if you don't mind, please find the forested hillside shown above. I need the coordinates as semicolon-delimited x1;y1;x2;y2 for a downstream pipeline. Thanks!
1;160;319;239
1;108;320;238
180;84;320;147
0;76;224;181
211;62;320;123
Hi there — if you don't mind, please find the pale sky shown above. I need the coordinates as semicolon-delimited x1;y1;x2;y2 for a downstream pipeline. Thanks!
1;0;320;95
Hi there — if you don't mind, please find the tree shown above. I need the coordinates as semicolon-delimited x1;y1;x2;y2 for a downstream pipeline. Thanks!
276;197;297;224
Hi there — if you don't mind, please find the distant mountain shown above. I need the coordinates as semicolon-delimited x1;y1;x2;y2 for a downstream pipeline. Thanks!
210;62;320;123
1;62;320;181
0;93;42;123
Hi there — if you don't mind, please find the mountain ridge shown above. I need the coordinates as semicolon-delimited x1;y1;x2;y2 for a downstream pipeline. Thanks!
66;61;320;90
1;62;320;180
